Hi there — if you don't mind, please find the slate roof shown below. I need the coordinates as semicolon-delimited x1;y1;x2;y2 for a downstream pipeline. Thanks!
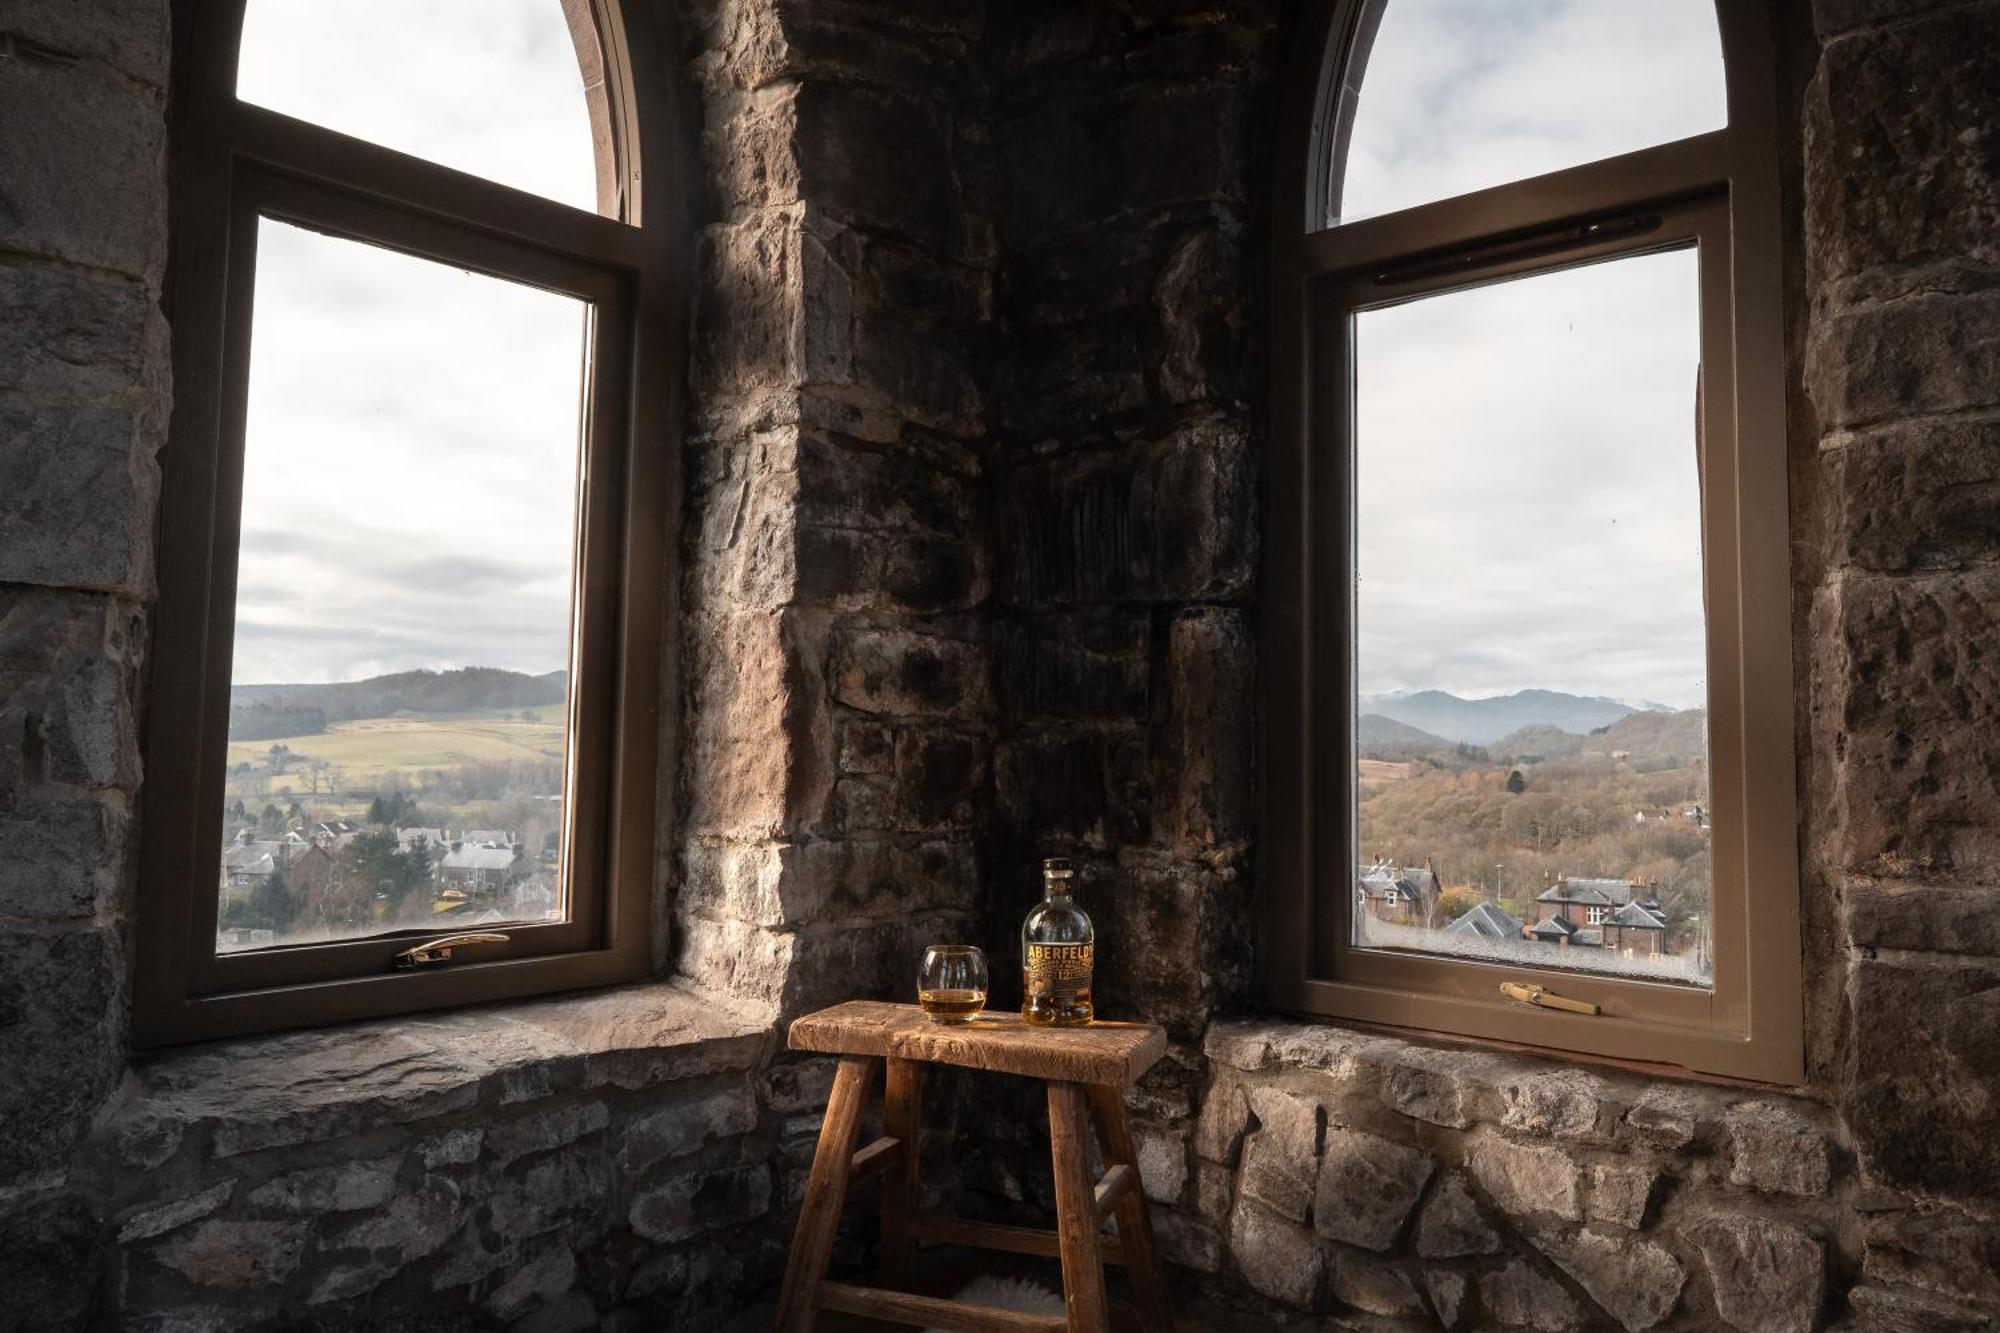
1610;900;1667;929
1445;901;1523;940
1529;915;1577;940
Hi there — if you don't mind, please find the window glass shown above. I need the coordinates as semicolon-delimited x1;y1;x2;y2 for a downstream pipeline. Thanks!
237;0;601;213
1350;247;1714;988
216;219;585;953
1337;0;1726;222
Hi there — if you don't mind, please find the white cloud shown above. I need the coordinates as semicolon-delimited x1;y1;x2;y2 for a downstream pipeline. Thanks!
1343;1;1725;710
226;2;598;685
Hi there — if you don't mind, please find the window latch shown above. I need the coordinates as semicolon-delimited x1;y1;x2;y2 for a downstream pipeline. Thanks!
1499;981;1600;1016
394;932;510;970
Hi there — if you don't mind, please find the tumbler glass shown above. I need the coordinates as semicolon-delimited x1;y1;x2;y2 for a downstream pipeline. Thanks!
917;944;988;1023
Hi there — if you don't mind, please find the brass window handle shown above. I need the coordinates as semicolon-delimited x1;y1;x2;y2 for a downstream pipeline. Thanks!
1499;981;1600;1016
394;932;510;970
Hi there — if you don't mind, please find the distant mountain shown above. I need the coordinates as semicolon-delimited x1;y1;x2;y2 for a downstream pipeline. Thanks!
1360;689;1637;745
1489;708;1709;766
231;667;567;732
1358;713;1454;748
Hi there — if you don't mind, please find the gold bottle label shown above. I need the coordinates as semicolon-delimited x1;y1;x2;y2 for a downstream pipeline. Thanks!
1025;942;1093;1000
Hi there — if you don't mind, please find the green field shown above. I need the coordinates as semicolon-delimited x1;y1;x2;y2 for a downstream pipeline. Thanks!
226;709;565;789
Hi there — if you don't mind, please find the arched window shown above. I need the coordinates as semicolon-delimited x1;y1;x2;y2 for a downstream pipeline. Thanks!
137;0;678;1044
1264;2;1799;1081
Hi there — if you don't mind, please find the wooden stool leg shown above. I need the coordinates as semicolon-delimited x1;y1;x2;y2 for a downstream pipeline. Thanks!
776;1055;875;1333
1086;1085;1172;1332
1048;1081;1111;1333
878;1057;923;1289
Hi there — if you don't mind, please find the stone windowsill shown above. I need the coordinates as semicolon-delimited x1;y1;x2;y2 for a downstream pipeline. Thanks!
1204;1015;1837;1166
100;981;774;1167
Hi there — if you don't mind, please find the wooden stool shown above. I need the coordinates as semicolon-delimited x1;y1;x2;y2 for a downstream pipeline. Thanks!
773;1000;1173;1333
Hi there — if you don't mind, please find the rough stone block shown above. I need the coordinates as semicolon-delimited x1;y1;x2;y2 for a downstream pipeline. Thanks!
1862;1206;2000;1308
486;1245;578;1322
620;1084;759;1174
1226;1194;1323;1309
1156;224;1249;406
1329;1250;1424;1319
1238;1083;1322;1223
0;590;144;796
0;392;160;594
1683;1213;1825;1333
1586;1160;1661;1229
1498;1068;1616;1141
995;419;1255;606
1623;1086;1707;1151
1843;955;2000;1202
629;1164;772;1243
1416;1172;1501;1259
992;610;1149;723
0;925;123;1184
685;610;830;838
245;1158;397;1213
486;1151;609;1243
1724;1102;1833;1198
1;1192;104;1329
794;81;959;250
1822;420;2000;574
1428;1269;1469;1329
1194;1076;1252;1165
827;625;990;719
1380;1051;1474;1129
487;1102;610;1166
1467;1133;1584;1221
1816;570;2000;874
151;1220;307;1288
0;0;168;87
1844;882;2000;957
0;52;164;279
1844;1283;1997;1333
1095;856;1245;1038
993;729;1139;849
1312;1126;1433;1251
1479;1258;1583;1333
1808;285;2000;430
1153;1210;1222;1273
1535;1229;1685;1332
1807;6;2000;281
1153;608;1254;856
336;1175;465;1265
0;261;164;402
117;1180;235;1244
1002;84;1246;237
1131;1122;1188;1204
692;211;807;425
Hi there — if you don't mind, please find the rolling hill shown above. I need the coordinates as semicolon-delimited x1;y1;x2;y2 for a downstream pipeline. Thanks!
1360;688;1638;745
231;667;567;735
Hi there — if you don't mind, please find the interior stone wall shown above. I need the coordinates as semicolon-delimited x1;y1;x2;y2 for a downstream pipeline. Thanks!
946;2;2000;1330
2;0;1997;1329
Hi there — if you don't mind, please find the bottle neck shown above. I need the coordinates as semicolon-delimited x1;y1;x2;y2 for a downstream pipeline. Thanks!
1043;881;1074;903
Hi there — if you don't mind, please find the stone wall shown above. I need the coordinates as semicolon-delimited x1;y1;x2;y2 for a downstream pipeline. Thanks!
3;0;1999;1328
673;0;999;1023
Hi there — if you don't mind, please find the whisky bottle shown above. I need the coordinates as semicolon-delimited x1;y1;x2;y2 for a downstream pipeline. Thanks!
1022;857;1094;1027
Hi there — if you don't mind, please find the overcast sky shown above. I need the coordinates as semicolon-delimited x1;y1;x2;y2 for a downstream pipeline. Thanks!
230;1;596;685
226;1;1725;708
1346;0;1726;711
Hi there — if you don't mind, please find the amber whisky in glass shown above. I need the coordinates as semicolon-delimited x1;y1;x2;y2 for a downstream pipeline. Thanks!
918;944;988;1023
1021;857;1094;1027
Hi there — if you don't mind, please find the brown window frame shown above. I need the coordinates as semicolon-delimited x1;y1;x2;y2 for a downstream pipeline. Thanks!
133;0;685;1047
1263;0;1803;1083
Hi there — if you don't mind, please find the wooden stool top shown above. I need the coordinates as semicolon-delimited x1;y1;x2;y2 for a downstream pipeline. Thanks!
788;1001;1167;1087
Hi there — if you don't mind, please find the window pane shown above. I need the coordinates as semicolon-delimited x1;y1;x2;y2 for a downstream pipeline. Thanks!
1336;0;1726;223
216;220;585;954
237;0;602;213
1350;248;1713;988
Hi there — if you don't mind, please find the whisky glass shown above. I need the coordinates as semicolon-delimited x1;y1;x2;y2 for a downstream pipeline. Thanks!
918;945;988;1024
